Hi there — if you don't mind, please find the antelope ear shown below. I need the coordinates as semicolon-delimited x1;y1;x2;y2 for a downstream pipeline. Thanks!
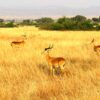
50;44;54;49
90;38;94;44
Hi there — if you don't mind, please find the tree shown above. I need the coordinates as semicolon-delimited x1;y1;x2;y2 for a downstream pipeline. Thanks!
35;17;54;26
0;19;4;23
5;22;16;27
57;17;78;30
99;16;100;22
63;19;77;30
35;17;54;29
21;19;32;25
57;17;69;24
96;25;100;30
79;20;93;30
50;23;65;30
72;15;87;22
92;17;99;22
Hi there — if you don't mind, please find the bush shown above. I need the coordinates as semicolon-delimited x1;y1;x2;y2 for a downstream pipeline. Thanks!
72;15;87;22
21;19;34;25
5;22;16;27
35;17;54;27
79;20;93;30
96;25;100;30
50;23;65;30
63;19;77;30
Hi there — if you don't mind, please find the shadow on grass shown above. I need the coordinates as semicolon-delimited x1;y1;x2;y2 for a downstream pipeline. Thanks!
37;56;99;77
37;63;67;76
68;57;98;71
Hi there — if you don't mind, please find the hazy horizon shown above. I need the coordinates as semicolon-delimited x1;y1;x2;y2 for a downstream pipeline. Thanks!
0;0;100;19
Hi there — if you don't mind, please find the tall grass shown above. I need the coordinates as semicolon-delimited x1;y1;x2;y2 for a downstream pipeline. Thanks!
0;26;99;100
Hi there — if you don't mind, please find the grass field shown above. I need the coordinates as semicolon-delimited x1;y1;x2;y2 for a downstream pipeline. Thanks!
0;26;100;100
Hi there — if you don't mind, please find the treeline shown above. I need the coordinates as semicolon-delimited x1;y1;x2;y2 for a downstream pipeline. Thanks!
0;15;100;30
35;15;100;30
0;19;17;27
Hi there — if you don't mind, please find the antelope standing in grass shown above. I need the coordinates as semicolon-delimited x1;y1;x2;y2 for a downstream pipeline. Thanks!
11;34;27;47
42;45;66;75
91;38;100;55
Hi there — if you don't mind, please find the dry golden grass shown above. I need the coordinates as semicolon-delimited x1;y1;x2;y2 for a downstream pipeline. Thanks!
0;26;100;100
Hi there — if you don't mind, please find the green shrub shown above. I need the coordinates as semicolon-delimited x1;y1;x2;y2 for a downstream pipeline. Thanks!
5;22;16;27
96;25;100;30
50;23;65;30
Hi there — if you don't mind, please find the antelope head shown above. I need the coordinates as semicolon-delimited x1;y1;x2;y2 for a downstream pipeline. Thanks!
41;45;53;54
21;33;27;40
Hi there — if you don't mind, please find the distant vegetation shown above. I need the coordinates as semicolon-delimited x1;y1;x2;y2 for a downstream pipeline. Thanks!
35;15;100;30
0;19;16;27
0;15;100;30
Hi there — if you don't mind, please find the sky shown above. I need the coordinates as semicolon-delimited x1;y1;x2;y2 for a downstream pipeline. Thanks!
0;0;100;18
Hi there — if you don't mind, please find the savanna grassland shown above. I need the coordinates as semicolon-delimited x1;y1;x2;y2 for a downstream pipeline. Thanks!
0;26;100;100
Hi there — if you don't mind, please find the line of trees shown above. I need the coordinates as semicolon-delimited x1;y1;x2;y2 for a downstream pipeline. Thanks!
0;19;17;27
35;15;100;30
0;15;100;30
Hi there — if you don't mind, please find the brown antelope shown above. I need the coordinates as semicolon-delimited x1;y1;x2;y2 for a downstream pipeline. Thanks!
11;34;27;47
91;38;100;54
42;45;66;75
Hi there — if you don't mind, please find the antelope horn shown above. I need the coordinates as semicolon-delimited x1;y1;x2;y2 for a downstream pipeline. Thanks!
50;44;53;49
90;38;95;44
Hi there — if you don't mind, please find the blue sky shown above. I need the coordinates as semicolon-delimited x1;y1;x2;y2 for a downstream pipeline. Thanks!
0;0;100;18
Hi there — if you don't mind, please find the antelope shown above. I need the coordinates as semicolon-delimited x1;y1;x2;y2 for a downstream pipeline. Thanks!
91;38;100;54
11;34;27;47
42;45;66;75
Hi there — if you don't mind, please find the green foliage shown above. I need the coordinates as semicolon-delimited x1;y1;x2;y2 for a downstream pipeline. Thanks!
37;16;95;31
50;23;65;30
57;17;68;24
0;19;4;23
96;25;100;30
92;17;100;23
21;19;34;25
79;20;93;30
0;15;99;30
5;22;16;27
0;21;16;27
35;17;54;28
50;17;78;30
72;15;87;22
63;19;77;30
